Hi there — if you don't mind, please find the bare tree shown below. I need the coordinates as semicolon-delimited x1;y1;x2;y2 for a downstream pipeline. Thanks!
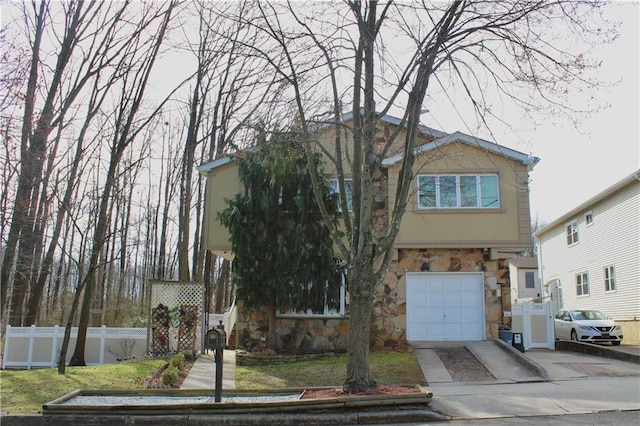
69;1;178;367
222;0;615;392
175;0;286;283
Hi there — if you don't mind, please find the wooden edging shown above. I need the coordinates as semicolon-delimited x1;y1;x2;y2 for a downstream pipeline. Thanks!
43;386;432;415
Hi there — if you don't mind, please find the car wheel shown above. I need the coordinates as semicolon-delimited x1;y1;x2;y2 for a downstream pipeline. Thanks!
611;341;621;346
570;329;578;341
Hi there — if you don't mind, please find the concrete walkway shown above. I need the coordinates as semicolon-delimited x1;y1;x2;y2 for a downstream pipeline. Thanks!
180;349;236;390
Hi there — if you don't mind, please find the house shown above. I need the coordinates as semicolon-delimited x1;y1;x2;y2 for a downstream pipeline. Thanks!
534;170;640;344
508;257;541;303
198;112;539;352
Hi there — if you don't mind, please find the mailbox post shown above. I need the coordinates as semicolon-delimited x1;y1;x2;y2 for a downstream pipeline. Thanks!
204;322;226;402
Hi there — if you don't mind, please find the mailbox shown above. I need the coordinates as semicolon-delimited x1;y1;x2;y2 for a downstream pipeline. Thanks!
205;322;227;402
205;328;223;351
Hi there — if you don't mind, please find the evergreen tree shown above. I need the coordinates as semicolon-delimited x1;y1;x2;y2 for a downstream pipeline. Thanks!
218;132;342;349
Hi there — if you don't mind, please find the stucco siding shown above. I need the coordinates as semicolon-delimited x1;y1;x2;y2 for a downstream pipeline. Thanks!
202;162;241;256
395;143;530;248
537;181;640;322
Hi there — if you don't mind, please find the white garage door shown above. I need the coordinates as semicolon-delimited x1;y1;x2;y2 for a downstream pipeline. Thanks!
406;272;485;341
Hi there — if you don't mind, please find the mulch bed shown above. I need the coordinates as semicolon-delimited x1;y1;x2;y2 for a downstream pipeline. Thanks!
144;357;197;389
301;385;422;399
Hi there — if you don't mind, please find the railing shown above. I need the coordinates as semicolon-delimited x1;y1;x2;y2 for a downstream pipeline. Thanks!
208;299;237;336
2;325;147;369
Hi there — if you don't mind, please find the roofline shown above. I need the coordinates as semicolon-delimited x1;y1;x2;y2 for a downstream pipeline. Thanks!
198;115;539;174
197;156;232;173
534;169;640;238
382;131;539;167
311;110;448;139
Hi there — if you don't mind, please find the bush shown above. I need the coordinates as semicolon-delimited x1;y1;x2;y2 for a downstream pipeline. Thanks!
170;353;184;370
125;315;148;328
183;350;196;361
162;366;178;386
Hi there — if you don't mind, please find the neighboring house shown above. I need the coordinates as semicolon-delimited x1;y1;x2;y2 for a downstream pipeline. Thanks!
508;257;540;303
198;112;539;352
534;170;640;344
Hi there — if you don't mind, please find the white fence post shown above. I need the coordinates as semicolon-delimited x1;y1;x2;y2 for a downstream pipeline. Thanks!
99;325;106;364
51;325;59;367
27;325;36;369
3;325;10;368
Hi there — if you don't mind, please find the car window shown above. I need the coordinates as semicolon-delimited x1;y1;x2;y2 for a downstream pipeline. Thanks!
571;311;586;320
586;310;605;320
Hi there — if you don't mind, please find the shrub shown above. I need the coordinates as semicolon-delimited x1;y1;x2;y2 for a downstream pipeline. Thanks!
162;366;178;386
183;350;196;361
170;353;184;370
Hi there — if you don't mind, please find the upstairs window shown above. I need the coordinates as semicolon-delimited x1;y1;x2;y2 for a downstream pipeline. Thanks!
329;178;353;212
576;272;589;297
604;265;616;292
585;211;593;226
566;221;579;246
417;174;499;209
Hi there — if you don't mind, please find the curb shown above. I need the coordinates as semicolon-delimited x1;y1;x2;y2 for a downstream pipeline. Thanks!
493;338;551;381
555;340;640;364
1;409;449;426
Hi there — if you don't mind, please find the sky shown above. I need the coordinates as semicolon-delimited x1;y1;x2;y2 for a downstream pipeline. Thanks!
505;2;639;225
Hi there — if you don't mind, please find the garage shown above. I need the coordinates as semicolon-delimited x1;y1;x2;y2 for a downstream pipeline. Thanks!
406;272;485;341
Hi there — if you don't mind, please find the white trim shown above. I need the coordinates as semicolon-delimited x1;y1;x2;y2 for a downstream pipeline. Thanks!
383;131;537;167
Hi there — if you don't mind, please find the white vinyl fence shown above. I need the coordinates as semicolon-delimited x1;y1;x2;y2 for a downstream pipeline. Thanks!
2;325;147;369
511;302;555;350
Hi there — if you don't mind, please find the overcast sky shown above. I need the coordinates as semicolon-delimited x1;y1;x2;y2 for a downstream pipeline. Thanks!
511;2;639;224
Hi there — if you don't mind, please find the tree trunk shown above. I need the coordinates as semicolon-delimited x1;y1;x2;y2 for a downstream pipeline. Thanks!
267;297;277;351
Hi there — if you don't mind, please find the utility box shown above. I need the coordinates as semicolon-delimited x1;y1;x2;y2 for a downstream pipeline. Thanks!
512;332;525;353
498;328;513;346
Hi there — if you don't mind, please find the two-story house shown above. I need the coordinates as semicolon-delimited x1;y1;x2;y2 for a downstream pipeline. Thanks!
198;112;538;352
534;170;640;344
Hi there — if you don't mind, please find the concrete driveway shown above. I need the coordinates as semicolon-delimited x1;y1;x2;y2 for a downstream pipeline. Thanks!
412;340;640;421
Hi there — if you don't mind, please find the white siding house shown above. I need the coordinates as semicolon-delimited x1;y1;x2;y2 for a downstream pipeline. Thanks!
534;170;640;344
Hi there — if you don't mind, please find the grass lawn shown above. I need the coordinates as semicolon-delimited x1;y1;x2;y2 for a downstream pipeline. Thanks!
235;351;427;389
0;359;165;415
1;351;426;415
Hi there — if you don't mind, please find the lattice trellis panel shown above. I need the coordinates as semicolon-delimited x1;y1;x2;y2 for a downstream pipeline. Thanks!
149;281;205;356
177;305;199;353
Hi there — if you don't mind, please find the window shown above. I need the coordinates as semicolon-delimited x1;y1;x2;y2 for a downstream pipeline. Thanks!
278;271;347;317
576;272;589;297
417;174;499;209
566;221;579;246
329;178;353;212
525;271;535;289
604;265;616;292
585;211;593;226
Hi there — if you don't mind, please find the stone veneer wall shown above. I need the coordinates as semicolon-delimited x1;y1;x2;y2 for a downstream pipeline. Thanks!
372;248;512;349
235;247;511;353
235;304;350;353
